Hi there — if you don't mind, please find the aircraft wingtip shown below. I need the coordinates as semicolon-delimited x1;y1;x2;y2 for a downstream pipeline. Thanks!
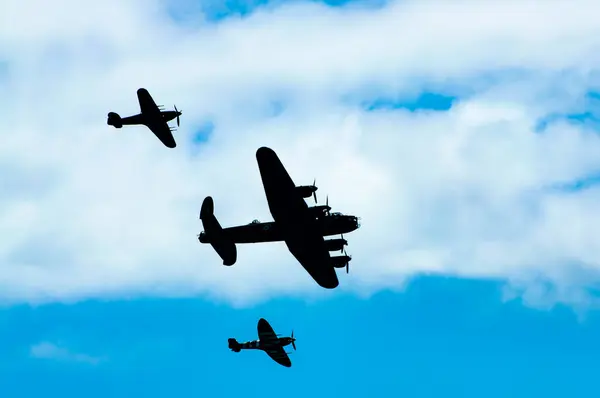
256;146;274;156
321;280;339;289
200;196;214;218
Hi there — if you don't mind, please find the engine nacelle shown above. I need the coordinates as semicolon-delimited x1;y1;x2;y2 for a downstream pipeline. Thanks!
324;238;347;252
329;255;351;268
107;112;123;128
295;185;317;198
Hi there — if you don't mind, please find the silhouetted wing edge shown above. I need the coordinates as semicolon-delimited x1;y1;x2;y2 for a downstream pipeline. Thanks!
257;318;278;343
264;346;291;367
147;121;176;148
288;231;339;289
137;88;159;115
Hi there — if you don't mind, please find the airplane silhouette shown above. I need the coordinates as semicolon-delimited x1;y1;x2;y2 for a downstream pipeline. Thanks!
228;318;296;367
107;88;181;148
198;146;360;289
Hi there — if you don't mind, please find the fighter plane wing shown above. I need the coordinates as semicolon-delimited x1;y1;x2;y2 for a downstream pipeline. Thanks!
258;318;291;368
256;147;339;289
136;88;177;148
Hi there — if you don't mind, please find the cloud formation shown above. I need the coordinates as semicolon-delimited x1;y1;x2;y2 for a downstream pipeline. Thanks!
1;0;600;307
30;342;103;364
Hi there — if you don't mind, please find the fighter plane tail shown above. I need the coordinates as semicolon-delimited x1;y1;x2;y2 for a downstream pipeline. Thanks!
228;338;242;352
199;196;237;266
107;112;123;128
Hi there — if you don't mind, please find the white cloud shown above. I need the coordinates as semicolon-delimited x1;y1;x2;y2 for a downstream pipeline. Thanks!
29;342;103;364
1;0;600;307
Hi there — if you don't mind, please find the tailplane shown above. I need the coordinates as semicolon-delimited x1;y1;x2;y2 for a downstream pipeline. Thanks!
228;338;241;352
107;112;123;128
199;196;237;266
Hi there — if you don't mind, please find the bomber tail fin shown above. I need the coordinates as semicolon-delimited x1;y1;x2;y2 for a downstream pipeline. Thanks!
228;338;241;352
199;196;237;266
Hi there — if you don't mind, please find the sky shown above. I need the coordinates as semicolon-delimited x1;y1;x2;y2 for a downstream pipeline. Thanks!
2;0;600;396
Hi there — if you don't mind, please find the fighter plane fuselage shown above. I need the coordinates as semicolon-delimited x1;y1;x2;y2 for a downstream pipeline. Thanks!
235;337;294;351
112;110;180;126
159;110;180;123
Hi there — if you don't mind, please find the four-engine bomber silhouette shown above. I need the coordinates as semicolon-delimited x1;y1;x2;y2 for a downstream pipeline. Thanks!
198;146;360;289
107;88;182;148
229;318;296;367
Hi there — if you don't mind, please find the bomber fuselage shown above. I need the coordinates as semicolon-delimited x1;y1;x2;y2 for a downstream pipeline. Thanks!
198;212;359;244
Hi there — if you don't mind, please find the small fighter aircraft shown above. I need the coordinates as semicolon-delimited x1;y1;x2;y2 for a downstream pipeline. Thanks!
228;318;296;368
198;146;360;289
107;88;181;148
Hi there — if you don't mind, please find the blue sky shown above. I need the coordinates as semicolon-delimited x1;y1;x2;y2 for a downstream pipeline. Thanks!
2;276;600;397
3;0;600;396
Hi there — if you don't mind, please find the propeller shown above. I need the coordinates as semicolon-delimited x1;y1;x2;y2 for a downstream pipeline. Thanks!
340;234;345;253
325;195;330;216
174;104;182;127
343;248;351;274
311;179;317;203
291;330;296;350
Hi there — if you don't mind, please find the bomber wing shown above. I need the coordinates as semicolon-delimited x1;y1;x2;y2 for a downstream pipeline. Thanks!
286;231;337;289
258;318;291;368
256;147;305;221
136;88;177;148
256;147;339;289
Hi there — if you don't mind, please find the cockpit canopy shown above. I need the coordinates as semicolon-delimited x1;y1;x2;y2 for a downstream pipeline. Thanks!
249;219;260;225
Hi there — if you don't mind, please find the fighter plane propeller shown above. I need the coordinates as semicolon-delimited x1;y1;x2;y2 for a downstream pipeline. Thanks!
291;330;296;351
279;330;296;354
283;331;297;354
174;104;182;127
